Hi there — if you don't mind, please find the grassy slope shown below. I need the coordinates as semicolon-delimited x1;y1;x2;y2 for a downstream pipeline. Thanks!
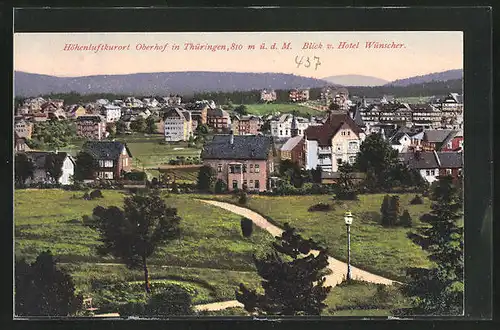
202;193;432;281
244;103;322;116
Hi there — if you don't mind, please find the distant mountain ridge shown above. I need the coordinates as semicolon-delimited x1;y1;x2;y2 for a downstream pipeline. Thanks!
387;69;463;87
14;71;330;97
322;74;388;86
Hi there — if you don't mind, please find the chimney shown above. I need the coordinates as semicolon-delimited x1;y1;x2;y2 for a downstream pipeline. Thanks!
229;130;234;145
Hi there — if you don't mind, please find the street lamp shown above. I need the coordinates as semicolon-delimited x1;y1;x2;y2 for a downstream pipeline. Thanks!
344;210;353;281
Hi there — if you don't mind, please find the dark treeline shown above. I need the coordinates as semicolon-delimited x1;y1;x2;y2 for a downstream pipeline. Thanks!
16;79;462;106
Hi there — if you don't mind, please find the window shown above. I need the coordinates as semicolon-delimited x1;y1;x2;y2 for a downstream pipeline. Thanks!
430;170;435;176
347;131;350;136
250;164;254;173
348;156;356;164
446;169;452;175
122;158;128;167
285;130;289;136
229;165;234;174
337;158;343;165
243;180;248;189
348;141;358;151
217;164;222;172
426;170;430;176
336;144;342;152
254;164;260;173
254;180;260;189
280;130;283;136
243;164;247;173
232;180;238;189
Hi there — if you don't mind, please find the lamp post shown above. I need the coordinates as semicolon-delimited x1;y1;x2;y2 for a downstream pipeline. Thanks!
344;210;353;281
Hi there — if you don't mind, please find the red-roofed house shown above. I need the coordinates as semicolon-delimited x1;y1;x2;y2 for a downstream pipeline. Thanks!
304;112;365;172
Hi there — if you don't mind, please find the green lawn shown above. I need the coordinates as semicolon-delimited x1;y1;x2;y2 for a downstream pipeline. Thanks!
244;103;322;116
204;193;433;281
15;189;274;308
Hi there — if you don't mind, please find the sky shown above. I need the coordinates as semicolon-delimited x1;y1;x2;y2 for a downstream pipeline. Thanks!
14;31;463;81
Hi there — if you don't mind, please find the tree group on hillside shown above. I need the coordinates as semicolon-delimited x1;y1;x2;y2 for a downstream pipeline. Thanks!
398;175;464;315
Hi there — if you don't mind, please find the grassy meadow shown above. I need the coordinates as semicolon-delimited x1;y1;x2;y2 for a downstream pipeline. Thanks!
14;189;273;309
244;103;322;116
204;193;433;282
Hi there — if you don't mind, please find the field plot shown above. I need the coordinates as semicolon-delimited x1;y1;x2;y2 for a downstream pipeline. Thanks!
14;190;273;309
245;103;322;116
204;193;432;281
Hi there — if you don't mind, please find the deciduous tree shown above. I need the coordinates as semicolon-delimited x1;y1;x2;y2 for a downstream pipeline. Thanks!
74;151;99;181
197;165;216;192
15;251;83;316
87;190;181;293
15;153;34;186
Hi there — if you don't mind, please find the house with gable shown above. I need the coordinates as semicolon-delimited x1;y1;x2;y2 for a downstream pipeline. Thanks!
388;130;413;152
101;104;122;123
304;112;365;172
421;129;458;151
399;150;463;183
201;133;275;192
163;107;193;141
439;129;463;152
81;141;132;180
76;115;107;140
24;151;75;185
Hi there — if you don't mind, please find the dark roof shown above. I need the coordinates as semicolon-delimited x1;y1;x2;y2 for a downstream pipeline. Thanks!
82;141;132;160
436;152;463;168
163;107;185;119
280;136;303;151
389;131;410;145
424;130;456;143
399;151;439;169
304;112;363;146
24;151;73;169
201;135;272;160
207;108;229;118
77;115;103;122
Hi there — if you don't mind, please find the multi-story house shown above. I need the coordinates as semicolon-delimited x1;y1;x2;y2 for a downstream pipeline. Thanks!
82;141;132;180
101;104;122;123
231;115;261;135
359;104;381;128
421;129;459;151
14;118;33;139
280;135;305;168
201;133;275;192
440;92;463;129
440;129;463;152
162;95;182;106
378;103;413;127
185;102;208;126
67;105;87;119
289;89;310;102
410;103;442;129
163;107;193;141
270;114;313;139
207;108;231;133
24;151;75;185
260;89;277;103
14;132;31;152
76;115;107;140
304;112;365;172
142;98;159;108
399;150;462;184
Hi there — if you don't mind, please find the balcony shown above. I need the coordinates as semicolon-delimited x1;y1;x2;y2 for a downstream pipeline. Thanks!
318;147;331;154
318;158;332;166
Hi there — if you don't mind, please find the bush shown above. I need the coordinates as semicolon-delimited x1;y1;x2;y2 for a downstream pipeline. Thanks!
124;171;147;181
399;210;413;228
335;191;358;201
308;203;333;212
89;189;104;199
240;218;254;237
83;192;91;200
238;192;248;205
410;194;424;205
214;179;227;194
171;182;179;194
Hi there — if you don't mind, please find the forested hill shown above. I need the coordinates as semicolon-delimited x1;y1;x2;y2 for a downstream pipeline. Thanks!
386;69;463;87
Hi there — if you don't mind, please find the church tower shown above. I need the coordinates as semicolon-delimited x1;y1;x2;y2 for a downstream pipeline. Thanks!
291;113;299;137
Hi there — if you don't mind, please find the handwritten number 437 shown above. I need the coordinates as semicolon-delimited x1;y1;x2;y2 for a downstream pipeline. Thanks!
295;56;321;70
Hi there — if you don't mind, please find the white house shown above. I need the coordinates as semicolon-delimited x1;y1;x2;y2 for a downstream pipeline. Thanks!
24;151;75;185
270;114;315;139
101;104;122;123
163;107;192;141
304;112;365;172
388;131;412;152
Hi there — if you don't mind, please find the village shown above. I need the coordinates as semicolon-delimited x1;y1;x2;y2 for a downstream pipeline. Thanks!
14;82;465;318
14;87;463;189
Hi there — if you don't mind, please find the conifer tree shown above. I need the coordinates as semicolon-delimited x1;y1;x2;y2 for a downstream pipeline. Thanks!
236;223;331;315
400;209;413;228
400;175;464;315
388;195;401;226
380;195;391;226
